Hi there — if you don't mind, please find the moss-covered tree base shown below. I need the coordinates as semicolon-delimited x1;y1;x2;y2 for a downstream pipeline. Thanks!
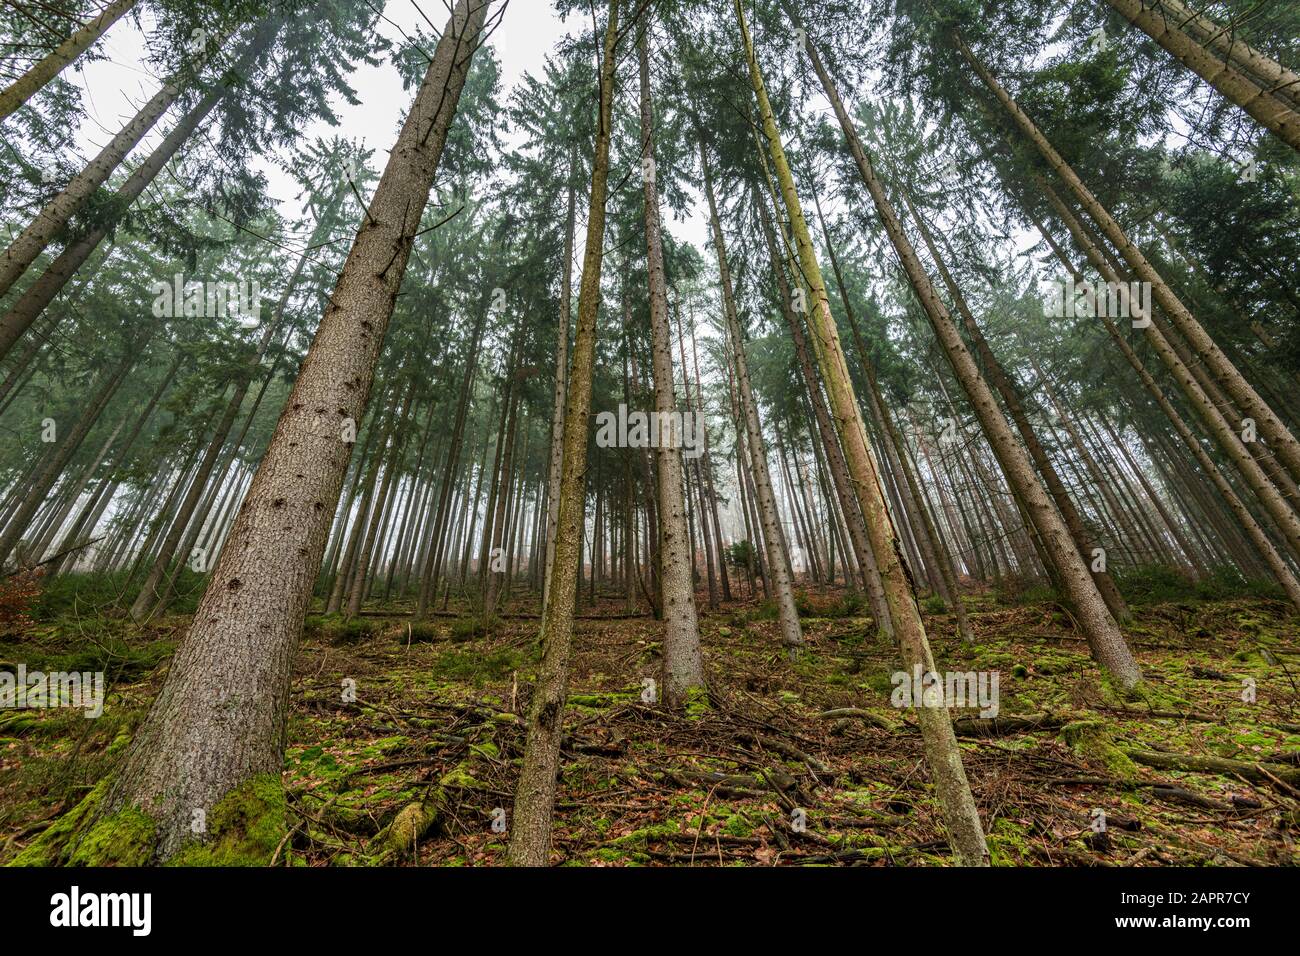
9;774;288;867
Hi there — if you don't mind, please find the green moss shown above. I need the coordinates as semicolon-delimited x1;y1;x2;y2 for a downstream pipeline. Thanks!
438;767;483;790
67;807;155;866
721;812;753;837
684;686;711;720
327;617;379;645
449;614;497;643
921;594;948;615
1060;720;1138;778
431;646;524;685
168;775;287;867
986;818;1033;866
605;823;679;848
8;778;110;866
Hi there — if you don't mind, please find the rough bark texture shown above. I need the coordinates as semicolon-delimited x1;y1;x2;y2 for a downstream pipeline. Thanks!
1155;0;1300;112
638;25;705;705
1102;0;1300;152
768;3;989;863
98;0;490;860
757;188;893;637
541;146;578;610
507;0;619;868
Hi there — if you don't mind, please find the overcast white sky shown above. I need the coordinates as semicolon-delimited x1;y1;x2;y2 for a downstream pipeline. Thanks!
67;1;569;212
62;0;720;250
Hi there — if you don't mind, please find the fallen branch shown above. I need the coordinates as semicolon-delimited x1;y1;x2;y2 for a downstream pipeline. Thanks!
1125;749;1300;786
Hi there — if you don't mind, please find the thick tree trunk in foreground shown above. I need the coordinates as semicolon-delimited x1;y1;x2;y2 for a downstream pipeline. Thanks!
97;0;490;861
763;2;988;864
508;0;619;868
1102;0;1300;152
0;0;138;122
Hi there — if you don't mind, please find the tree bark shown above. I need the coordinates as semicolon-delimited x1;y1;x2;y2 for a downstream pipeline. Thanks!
508;0;619;868
1102;0;1300;152
0;20;244;302
764;3;989;863
98;0;491;860
959;34;1300;488
699;134;803;650
0;22;280;360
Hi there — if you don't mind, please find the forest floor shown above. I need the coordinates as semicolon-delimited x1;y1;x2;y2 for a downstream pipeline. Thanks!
2;580;1299;866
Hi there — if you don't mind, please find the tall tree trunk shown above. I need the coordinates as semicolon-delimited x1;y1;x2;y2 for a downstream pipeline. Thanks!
508;0;619;868
0;19;247;302
801;20;1141;692
761;3;989;864
756;188;893;634
901;190;1132;622
0;0;138;122
0;21;280;359
959;34;1300;487
627;57;705;676
1037;178;1300;565
699;134;803;650
1028;194;1300;608
1101;0;1300;152
95;0;491;861
542;145;578;611
0;345;134;566
128;201;330;621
